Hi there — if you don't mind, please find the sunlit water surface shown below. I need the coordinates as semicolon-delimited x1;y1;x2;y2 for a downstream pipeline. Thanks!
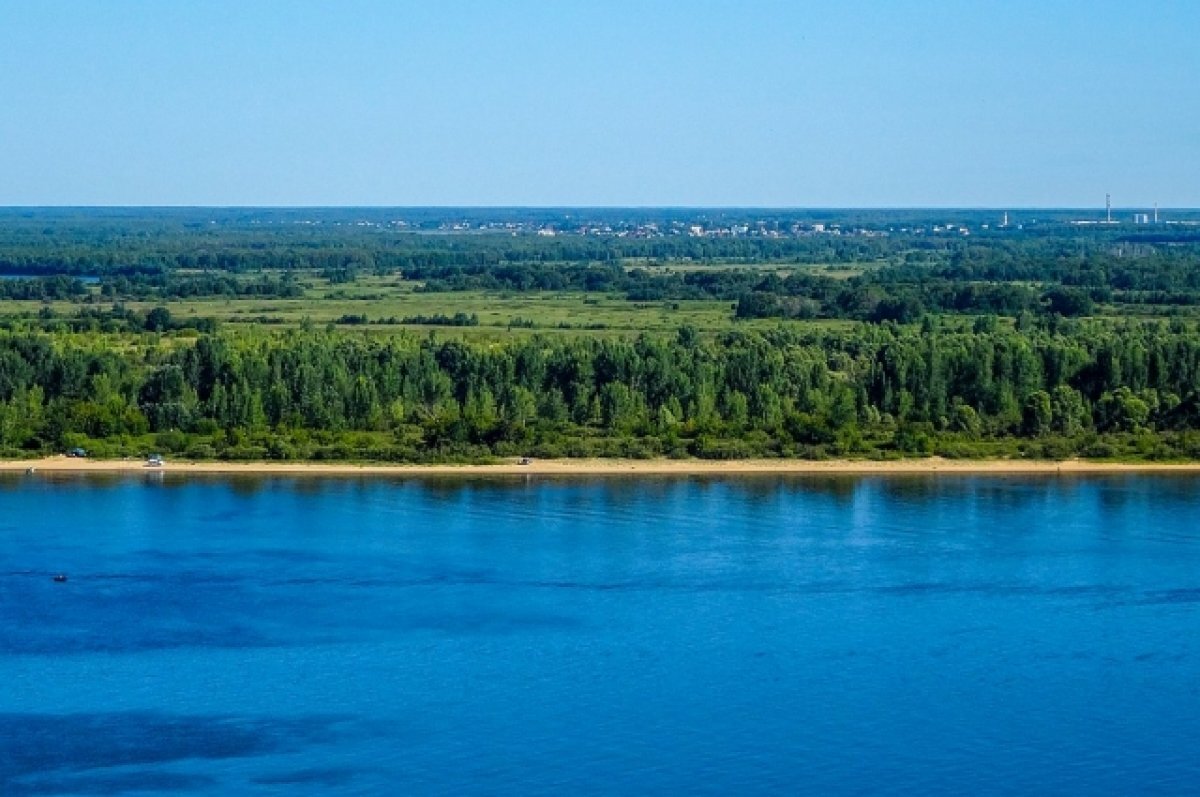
1;473;1198;795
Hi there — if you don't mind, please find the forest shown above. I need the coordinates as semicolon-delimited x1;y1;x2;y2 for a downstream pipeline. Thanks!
2;207;1200;462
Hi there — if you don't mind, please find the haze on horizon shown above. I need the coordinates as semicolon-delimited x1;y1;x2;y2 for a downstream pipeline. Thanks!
1;0;1196;209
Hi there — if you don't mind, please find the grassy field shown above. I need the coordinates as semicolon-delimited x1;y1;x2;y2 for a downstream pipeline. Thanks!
6;263;1192;344
4;270;861;339
621;259;879;279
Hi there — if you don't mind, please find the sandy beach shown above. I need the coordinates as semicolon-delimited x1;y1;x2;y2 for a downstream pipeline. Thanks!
4;455;1200;477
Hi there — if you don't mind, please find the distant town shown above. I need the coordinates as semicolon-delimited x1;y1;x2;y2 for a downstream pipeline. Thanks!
220;202;1200;241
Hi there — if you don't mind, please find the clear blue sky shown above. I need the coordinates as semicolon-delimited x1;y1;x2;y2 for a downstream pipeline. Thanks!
1;0;1196;207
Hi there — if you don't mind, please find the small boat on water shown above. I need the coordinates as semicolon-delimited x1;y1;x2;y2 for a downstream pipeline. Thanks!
53;574;68;583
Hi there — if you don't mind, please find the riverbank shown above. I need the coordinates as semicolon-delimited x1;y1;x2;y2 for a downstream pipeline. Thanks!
5;455;1200;476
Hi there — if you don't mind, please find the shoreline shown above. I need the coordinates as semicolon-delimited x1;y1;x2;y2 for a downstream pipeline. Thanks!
5;456;1200;477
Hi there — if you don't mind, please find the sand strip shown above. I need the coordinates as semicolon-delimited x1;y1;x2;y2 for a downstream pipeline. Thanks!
4;456;1200;476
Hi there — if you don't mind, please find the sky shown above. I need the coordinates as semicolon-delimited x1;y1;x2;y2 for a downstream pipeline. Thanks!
0;0;1197;207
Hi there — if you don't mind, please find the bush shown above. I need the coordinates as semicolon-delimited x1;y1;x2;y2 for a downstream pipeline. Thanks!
893;423;935;455
1026;438;1077;460
153;430;189;453
220;445;268;461
690;436;755;460
184;443;217;460
1080;439;1117;459
620;437;661;459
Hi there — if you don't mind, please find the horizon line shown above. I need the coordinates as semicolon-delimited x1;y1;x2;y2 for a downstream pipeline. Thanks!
2;204;1196;212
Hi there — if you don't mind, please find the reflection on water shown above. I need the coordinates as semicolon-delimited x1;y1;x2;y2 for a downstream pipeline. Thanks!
1;473;1198;795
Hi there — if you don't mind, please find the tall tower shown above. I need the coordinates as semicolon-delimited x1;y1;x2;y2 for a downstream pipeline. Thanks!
1106;194;1112;224
1155;203;1159;224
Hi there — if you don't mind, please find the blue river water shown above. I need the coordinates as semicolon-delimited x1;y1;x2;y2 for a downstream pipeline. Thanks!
1;472;1198;796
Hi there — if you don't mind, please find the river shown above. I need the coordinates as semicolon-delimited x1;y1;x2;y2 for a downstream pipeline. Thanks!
1;473;1197;795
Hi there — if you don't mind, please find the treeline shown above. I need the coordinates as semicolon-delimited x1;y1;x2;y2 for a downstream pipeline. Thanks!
909;243;1200;290
734;280;1097;322
0;276;90;301
335;313;479;327
6;305;219;336
98;273;304;300
0;233;891;278
2;322;1200;462
0;272;302;302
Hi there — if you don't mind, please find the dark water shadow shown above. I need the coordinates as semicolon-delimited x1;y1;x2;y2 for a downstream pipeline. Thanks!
5;770;215;795
252;766;360;787
0;712;354;791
